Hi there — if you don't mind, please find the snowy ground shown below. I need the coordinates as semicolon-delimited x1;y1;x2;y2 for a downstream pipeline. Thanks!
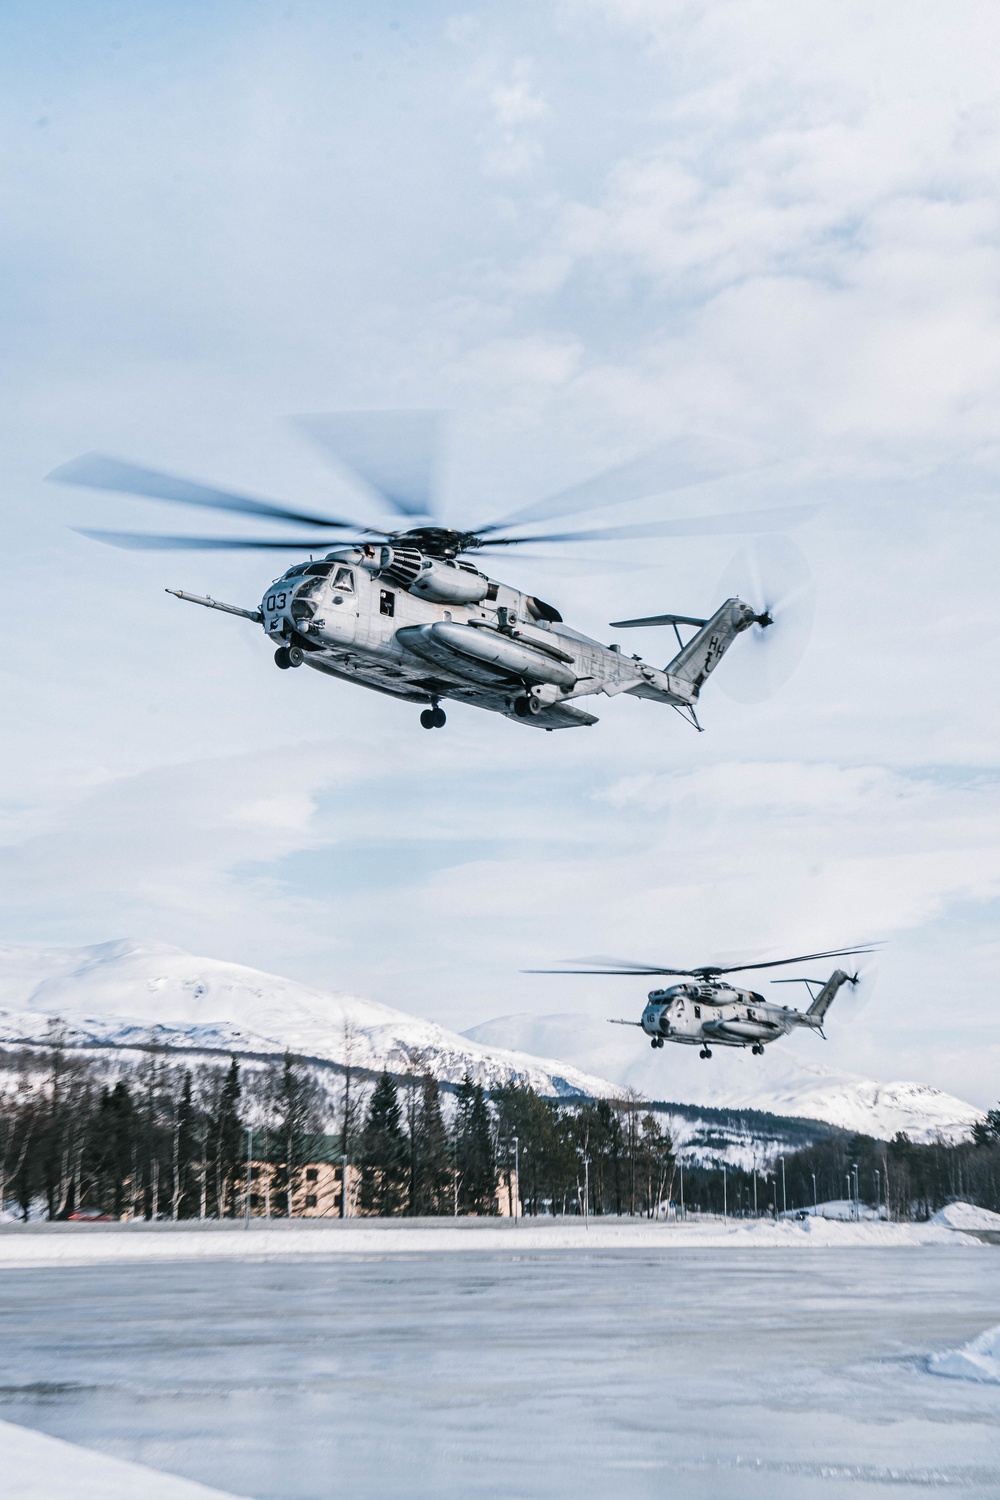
1;1239;999;1498
0;1213;977;1268
0;1418;242;1499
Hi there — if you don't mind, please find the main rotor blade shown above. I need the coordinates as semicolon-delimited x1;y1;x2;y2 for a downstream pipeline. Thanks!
48;453;362;530
477;504;817;547
525;968;694;977
526;942;881;979
74;529;378;551
291;410;442;518
702;943;882;977
489;435;761;530
525;953;695;977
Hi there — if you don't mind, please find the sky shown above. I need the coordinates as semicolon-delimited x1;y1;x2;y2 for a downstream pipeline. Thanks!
1;0;999;1105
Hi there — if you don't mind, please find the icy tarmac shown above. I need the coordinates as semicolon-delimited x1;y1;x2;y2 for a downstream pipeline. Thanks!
1;1244;999;1499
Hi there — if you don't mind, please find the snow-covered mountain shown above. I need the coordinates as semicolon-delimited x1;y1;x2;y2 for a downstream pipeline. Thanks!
0;940;613;1098
462;1012;981;1144
0;939;981;1144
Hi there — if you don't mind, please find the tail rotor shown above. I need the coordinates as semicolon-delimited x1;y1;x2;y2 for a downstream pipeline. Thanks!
714;535;816;702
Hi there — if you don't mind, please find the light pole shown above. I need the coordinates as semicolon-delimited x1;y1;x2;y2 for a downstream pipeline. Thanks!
340;1153;348;1219
583;1157;590;1230
811;1172;817;1216
852;1164;859;1221
875;1168;881;1220
244;1126;253;1230
779;1155;786;1218
845;1173;851;1218
512;1135;520;1226
753;1171;758;1218
722;1163;727;1224
679;1161;684;1221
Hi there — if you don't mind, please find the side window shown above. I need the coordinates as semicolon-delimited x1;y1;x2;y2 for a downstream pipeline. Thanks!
334;568;355;591
379;589;395;617
694;1005;701;1019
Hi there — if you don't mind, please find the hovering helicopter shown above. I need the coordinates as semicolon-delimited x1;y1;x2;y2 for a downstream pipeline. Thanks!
49;412;814;732
529;945;877;1057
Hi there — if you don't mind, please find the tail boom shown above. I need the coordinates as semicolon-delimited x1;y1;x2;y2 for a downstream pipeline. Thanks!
797;968;853;1031
624;597;764;707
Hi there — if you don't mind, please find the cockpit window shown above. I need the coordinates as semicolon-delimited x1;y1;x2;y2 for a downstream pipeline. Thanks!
305;562;333;577
333;567;355;591
281;564;309;581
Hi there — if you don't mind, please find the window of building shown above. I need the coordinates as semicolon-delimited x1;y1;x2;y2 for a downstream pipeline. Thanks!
305;1194;318;1209
305;1168;319;1182
380;589;395;616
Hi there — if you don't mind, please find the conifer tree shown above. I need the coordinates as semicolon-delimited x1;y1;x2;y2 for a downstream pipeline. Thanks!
175;1071;200;1218
452;1073;496;1215
90;1080;137;1218
270;1052;321;1217
412;1073;451;1215
210;1058;243;1217
360;1070;406;1215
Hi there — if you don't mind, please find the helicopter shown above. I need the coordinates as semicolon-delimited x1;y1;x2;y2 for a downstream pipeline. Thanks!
528;944;877;1057
48;412;814;732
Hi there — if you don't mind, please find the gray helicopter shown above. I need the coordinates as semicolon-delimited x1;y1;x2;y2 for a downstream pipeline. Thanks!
530;945;876;1057
49;412;813;732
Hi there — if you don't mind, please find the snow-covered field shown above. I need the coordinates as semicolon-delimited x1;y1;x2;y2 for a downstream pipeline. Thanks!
0;1419;241;1499
1;1243;998;1499
0;1212;982;1267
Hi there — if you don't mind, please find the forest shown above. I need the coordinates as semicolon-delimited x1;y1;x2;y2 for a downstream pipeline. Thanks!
1;1044;998;1222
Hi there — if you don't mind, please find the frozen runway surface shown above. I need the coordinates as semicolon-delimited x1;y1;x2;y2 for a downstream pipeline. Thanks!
1;1246;999;1499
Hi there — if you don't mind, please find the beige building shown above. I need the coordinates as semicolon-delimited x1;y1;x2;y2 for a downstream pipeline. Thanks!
242;1160;360;1218
241;1163;519;1219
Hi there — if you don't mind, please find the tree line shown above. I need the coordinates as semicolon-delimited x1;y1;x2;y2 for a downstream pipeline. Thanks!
2;1042;997;1222
0;1046;675;1220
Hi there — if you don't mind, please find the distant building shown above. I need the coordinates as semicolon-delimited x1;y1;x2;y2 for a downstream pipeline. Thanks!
239;1160;519;1219
242;1160;360;1218
495;1168;521;1218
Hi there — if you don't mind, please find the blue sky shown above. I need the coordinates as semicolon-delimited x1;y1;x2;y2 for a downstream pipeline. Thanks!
2;1;999;1104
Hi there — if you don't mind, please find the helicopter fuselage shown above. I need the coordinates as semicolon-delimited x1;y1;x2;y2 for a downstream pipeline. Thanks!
252;539;758;730
638;972;851;1056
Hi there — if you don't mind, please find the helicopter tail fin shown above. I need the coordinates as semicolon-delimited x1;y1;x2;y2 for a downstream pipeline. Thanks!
803;969;853;1026
663;598;760;694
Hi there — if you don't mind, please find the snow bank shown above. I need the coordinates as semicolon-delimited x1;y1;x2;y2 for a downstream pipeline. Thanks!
931;1201;1000;1232
0;1214;972;1267
0;1417;242;1498
928;1325;1000;1385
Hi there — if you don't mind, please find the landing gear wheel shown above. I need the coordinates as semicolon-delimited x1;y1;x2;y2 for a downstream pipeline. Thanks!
514;695;542;718
286;646;304;667
420;701;447;730
274;647;291;670
752;1043;763;1056
699;1047;713;1059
